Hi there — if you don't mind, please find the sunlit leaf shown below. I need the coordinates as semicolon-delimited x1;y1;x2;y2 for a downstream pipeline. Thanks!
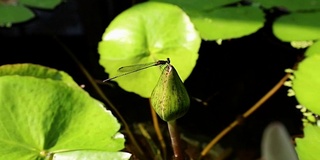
296;125;320;160
0;76;127;159
273;12;320;41
98;1;200;98
0;63;78;87
292;54;320;114
305;40;320;57
186;6;265;40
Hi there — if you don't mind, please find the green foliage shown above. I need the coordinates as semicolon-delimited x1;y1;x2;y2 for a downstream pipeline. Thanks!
296;125;320;160
252;0;320;11
0;4;34;27
0;64;130;160
273;12;320;41
292;53;320;115
0;0;62;26
98;1;200;98
150;64;190;121
151;0;265;40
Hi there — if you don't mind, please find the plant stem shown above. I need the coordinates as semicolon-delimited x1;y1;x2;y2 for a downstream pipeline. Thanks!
150;104;167;159
199;73;291;159
168;120;184;160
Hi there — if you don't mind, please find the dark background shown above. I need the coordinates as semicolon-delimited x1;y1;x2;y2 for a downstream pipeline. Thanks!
0;0;303;159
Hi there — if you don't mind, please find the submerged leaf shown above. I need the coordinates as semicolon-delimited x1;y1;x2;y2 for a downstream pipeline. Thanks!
150;64;190;121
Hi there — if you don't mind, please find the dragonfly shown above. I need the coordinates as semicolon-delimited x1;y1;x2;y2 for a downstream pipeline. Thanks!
103;58;170;82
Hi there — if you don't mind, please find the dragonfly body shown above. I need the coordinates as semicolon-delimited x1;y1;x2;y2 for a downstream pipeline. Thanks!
103;58;170;82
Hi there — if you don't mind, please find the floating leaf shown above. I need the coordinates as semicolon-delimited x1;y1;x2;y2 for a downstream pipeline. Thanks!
150;64;190;121
149;0;240;10
20;0;62;9
0;4;34;26
252;0;320;11
186;6;265;40
0;63;78;87
305;40;320;57
292;54;320;114
98;1;200;98
296;125;320;160
273;12;320;41
0;76;128;159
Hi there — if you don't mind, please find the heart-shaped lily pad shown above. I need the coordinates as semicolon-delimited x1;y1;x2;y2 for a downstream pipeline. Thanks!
98;1;200;98
0;75;129;159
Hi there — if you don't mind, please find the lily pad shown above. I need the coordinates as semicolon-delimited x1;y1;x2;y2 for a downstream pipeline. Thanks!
0;76;128;159
292;54;320;114
98;1;200;98
149;0;240;10
273;12;320;41
305;40;320;57
252;0;320;11
186;6;265;40
296;124;320;160
0;4;34;26
20;0;62;9
0;63;78;87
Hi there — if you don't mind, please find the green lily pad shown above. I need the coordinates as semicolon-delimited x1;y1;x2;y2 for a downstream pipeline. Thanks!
149;0;240;10
252;0;320;11
273;12;320;41
296;125;320;160
0;63;78;87
305;40;320;57
20;0;62;9
0;76;128;159
292;54;320;114
98;1;200;98
187;6;265;40
0;4;34;26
